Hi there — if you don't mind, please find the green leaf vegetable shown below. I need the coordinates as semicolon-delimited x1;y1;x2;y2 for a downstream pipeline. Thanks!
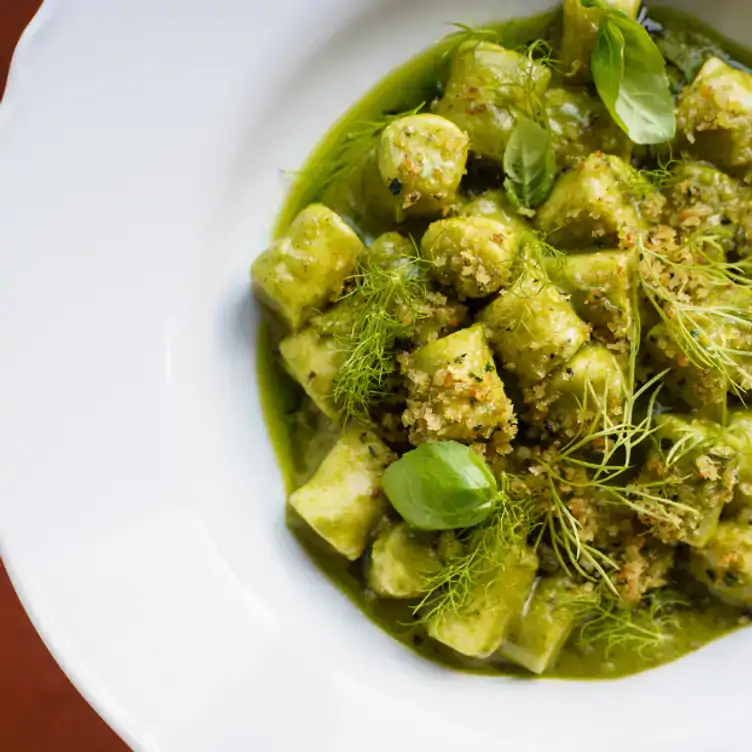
585;3;676;145
503;118;557;215
382;442;499;531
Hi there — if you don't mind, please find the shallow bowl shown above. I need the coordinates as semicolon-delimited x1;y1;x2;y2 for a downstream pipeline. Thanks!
1;1;751;749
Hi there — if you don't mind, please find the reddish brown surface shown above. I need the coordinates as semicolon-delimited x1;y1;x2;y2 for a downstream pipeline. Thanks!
0;3;130;750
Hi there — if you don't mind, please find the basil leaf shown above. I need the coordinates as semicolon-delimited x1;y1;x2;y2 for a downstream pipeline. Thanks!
591;15;676;145
593;17;625;100
503;118;556;213
382;442;498;531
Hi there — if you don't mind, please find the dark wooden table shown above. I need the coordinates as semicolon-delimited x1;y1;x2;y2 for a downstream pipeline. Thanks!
0;3;130;750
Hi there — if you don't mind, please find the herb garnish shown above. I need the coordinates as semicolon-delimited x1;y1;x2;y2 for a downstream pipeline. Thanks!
383;442;500;530
331;239;430;423
637;228;752;397
443;22;503;53
584;1;676;145
575;590;686;658
413;473;536;623
503;118;557;215
300;103;425;199
529;379;685;593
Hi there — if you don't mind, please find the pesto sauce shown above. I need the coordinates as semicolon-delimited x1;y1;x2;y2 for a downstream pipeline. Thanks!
257;5;752;679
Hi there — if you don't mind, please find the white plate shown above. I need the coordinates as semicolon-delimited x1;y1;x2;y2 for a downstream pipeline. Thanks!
1;1;751;750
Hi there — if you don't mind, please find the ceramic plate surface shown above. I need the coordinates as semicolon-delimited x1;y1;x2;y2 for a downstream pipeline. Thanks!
1;1;751;750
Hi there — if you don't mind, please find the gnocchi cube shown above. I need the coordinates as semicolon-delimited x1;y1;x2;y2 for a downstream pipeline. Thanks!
412;292;469;346
690;520;752;608
427;545;538;659
612;542;675;605
369;230;471;344
500;575;597;674
643;322;727;410
420;216;521;299
375;114;470;221
367;523;441;599
289;427;395;560
368;230;417;265
279;318;346;421
644;288;752;411
476;268;591;385
252;204;364;331
636;415;741;548
661;161;752;257
402;324;517;447
536;153;660;249
547;250;633;348
546;87;631;167
433;42;551;163
726;412;752;518
560;0;641;80
676;58;752;181
525;343;626;440
458;189;529;231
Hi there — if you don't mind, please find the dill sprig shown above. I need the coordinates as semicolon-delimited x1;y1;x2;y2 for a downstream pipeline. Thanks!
575;590;686;658
331;239;430;424
525;231;566;271
536;455;696;594
443;24;560;74
638;152;683;189
531;368;695;592
535;470;620;590
637;229;752;396
562;368;665;480
514;41;558;125
414;473;537;623
661;420;718;468
300;103;425;199
523;39;561;71
504;231;566;299
465;39;558;127
444;22;503;53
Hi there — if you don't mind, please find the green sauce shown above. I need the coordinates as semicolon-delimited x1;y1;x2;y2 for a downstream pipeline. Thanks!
258;5;752;679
